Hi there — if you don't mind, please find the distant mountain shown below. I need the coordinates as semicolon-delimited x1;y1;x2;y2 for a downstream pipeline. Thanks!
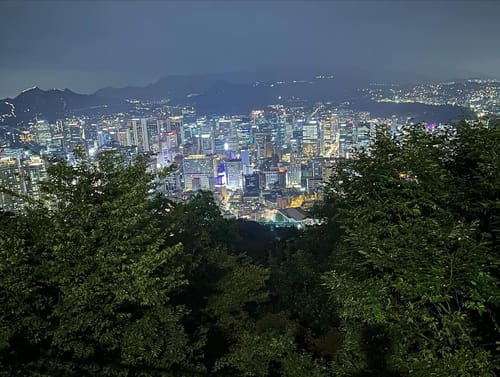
181;77;357;115
94;75;216;101
0;72;479;126
0;73;356;125
0;87;129;125
93;72;262;101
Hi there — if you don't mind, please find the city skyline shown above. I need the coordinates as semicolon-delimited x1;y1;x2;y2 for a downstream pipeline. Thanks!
1;1;499;98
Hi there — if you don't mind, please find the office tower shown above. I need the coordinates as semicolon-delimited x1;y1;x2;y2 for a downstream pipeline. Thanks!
196;120;215;155
162;131;178;152
214;119;233;155
243;173;260;197
215;137;226;155
167;116;183;146
273;116;286;149
97;130;108;147
107;127;119;145
355;122;372;150
253;133;272;160
284;117;294;146
182;155;217;191
302;158;323;181
235;122;252;145
287;153;302;187
127;118;161;152
200;134;215;155
144;118;161;153
240;150;252;175
225;135;239;155
35;120;52;147
217;119;232;136
52;120;64;139
225;159;243;190
0;157;23;211
278;166;287;189
262;166;279;189
302;120;320;158
65;121;83;151
291;130;303;155
321;116;336;156
81;123;98;150
157;130;178;166
22;156;47;199
181;123;196;147
339;121;354;158
240;150;250;166
118;128;133;147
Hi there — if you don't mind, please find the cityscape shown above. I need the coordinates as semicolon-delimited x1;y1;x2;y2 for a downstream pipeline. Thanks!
1;2;499;376
1;76;498;224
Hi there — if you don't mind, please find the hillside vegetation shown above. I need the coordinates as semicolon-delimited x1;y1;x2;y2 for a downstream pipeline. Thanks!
1;121;499;376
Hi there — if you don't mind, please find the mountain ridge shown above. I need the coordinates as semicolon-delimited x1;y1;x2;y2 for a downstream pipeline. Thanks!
0;86;130;125
0;72;482;126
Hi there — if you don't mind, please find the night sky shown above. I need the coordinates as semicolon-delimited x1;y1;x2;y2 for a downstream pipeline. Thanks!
0;1;499;98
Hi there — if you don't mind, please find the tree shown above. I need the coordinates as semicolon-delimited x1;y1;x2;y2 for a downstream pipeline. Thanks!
1;151;190;376
321;123;499;376
1;150;302;377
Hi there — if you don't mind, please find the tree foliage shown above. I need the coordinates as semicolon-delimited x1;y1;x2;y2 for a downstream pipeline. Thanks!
0;149;329;377
1;121;498;377
1;151;192;376
321;122;499;376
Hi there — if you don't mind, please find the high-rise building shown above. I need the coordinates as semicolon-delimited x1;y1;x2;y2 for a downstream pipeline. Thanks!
321;116;337;156
355;122;372;150
144;118;161;153
118;128;133;147
0;157;24;211
127;118;161;152
253;133;272;160
287;153;302;187
262;166;279;189
302;120;320;158
196;120;215;155
291;130;303;155
182;155;217;191
243;173;260;197
22;156;47;199
167;116;183;146
278;166;287;189
339;121;355;158
34;120;52;147
225;159;243;190
65;121;83;151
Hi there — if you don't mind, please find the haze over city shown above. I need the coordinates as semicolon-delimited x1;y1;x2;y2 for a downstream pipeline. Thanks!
1;1;499;98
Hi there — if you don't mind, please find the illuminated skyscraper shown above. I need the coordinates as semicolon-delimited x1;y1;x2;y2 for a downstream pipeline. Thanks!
65;121;84;151
339;121;354;158
128;118;161;152
34;120;52;147
287;153;302;187
22;156;47;199
0;157;24;211
302;120;320;158
118;128;133;147
355;122;372;150
321;116;337;156
254;133;272;159
167;116;183;146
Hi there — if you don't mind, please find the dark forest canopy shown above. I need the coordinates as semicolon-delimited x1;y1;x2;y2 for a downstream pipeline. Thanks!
0;120;499;376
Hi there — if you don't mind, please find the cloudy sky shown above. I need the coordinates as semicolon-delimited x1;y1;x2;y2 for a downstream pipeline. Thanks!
0;1;499;98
